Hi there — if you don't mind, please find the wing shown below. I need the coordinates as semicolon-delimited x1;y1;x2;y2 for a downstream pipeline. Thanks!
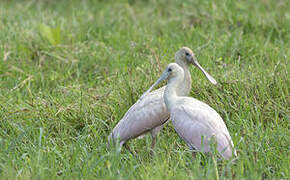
109;86;170;144
171;99;236;159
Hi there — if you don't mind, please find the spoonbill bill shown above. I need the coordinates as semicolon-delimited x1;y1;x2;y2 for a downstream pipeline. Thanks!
140;63;236;159
108;47;217;149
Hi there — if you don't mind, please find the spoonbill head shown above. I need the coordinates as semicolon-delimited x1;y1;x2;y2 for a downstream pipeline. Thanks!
140;63;184;100
175;47;216;85
175;47;197;65
141;63;237;159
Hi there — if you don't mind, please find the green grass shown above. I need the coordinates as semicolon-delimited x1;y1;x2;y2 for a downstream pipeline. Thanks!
0;0;289;179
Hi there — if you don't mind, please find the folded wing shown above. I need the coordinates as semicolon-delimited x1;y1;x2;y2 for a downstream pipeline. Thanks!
171;98;236;159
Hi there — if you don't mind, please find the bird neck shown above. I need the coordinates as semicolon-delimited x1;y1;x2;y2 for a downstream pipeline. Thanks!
176;62;192;96
164;73;184;112
181;65;192;96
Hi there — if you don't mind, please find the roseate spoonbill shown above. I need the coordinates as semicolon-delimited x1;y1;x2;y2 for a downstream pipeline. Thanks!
140;63;236;159
108;47;217;149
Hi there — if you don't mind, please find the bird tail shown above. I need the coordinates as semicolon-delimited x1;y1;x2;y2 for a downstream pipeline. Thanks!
107;132;114;148
224;133;237;157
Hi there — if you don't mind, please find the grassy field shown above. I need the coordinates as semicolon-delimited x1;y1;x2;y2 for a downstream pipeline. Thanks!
0;0;289;179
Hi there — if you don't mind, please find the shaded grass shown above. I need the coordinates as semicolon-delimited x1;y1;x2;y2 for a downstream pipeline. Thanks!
0;0;289;179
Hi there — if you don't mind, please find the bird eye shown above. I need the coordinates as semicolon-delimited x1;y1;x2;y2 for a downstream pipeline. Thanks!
168;68;172;72
185;52;190;56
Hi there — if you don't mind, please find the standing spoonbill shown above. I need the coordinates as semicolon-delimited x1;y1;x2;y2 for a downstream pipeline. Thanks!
108;47;217;149
140;63;237;159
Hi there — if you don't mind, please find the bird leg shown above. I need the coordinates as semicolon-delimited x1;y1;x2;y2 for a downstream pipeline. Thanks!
192;152;196;159
150;120;169;150
151;136;156;149
150;128;161;155
149;136;156;156
124;144;140;159
124;143;134;155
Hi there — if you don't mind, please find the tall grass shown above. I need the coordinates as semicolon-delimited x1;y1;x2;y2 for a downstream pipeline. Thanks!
0;0;289;179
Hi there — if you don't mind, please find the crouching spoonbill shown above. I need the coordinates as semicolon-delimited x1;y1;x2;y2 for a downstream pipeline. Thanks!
140;63;237;159
108;47;217;149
